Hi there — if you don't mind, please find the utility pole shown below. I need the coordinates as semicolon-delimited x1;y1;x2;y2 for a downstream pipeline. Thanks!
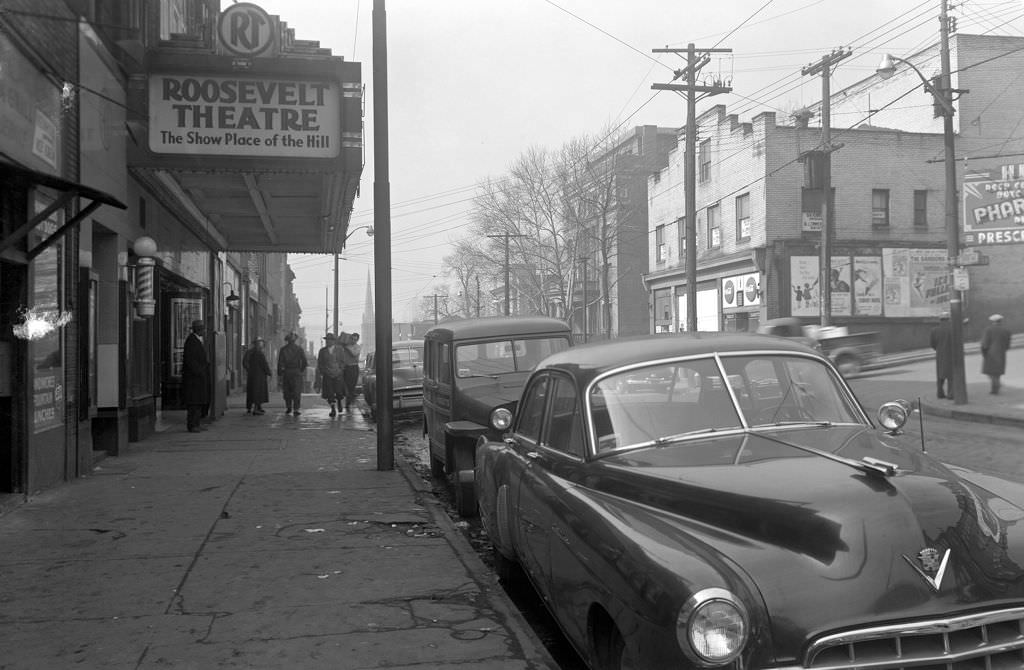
333;253;340;335
653;44;731;332
939;0;967;405
802;47;851;328
429;293;448;324
372;0;394;469
475;276;481;317
579;256;589;343
487;232;526;316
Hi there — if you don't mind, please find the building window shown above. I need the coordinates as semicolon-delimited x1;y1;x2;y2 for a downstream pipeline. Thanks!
160;0;208;41
872;189;890;228
656;224;666;263
736;193;751;241
677;217;686;261
707;204;721;248
699;139;711;182
913;190;928;228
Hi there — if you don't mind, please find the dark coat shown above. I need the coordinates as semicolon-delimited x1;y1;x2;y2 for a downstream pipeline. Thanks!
981;323;1011;376
243;347;272;405
930;322;953;378
181;332;210;405
277;343;308;375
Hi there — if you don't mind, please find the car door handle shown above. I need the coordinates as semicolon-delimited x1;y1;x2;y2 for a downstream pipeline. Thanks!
526;451;540;460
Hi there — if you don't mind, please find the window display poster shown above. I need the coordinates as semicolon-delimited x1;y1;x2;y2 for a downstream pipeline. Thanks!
30;244;63;434
882;248;948;316
790;256;820;316
852;256;883;316
828;256;852;316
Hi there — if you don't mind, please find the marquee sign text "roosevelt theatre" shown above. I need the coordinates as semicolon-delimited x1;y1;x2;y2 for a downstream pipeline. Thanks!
148;74;341;159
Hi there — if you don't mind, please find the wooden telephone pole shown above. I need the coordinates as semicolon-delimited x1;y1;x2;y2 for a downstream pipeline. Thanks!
653;44;731;332
802;47;852;327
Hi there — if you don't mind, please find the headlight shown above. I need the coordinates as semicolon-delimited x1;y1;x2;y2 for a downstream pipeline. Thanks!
877;399;912;431
490;407;513;431
677;588;748;666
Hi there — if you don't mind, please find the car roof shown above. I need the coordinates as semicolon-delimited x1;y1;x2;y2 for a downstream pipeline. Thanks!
424;316;571;341
539;331;822;381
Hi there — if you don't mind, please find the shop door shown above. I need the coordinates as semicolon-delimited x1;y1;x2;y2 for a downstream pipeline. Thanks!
0;261;27;492
161;292;204;410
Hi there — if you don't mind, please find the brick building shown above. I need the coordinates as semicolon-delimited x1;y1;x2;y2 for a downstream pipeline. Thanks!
646;33;1024;350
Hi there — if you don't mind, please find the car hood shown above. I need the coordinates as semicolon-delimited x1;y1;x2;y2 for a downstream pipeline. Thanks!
456;376;527;425
593;426;1024;657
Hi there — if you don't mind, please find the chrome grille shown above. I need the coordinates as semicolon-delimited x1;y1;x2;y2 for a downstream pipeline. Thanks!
804;607;1024;669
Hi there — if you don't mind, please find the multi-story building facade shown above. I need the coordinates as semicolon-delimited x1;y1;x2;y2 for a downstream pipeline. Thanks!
577;125;677;339
1;0;361;502
646;33;1024;350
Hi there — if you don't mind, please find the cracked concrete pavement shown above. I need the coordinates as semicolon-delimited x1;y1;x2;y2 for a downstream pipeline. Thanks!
0;396;557;670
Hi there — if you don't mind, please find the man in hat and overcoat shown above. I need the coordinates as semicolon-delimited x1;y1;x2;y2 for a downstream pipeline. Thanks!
981;314;1011;394
929;313;954;399
315;333;343;417
242;337;271;414
182;320;209;432
277;332;308;415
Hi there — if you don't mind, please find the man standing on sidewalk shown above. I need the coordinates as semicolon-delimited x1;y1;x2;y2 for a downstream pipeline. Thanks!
316;333;343;417
182;320;209;432
930;313;954;399
338;332;362;413
277;333;308;415
981;314;1011;395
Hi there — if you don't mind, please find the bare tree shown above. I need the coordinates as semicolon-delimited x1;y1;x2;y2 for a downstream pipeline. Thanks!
442;238;491;317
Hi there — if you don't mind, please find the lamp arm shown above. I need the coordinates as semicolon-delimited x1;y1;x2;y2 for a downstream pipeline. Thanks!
890;56;955;116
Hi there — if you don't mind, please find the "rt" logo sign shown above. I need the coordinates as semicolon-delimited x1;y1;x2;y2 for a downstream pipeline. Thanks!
218;3;274;57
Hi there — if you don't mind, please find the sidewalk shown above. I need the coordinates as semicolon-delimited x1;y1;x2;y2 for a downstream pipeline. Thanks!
860;336;1024;429
0;395;557;670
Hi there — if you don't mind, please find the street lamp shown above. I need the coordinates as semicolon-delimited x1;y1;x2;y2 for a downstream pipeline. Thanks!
333;225;374;336
224;283;240;305
877;41;967;404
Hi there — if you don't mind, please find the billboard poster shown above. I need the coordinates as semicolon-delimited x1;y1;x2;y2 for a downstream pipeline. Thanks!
962;166;1024;246
852;256;883;316
721;272;761;308
790;256;820;316
828;256;852;316
882;248;948;317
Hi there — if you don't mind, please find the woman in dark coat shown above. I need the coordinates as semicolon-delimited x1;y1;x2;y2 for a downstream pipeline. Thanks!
981;314;1012;395
243;337;272;414
929;313;954;399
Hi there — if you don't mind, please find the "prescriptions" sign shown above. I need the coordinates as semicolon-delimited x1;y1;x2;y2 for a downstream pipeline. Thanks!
148;74;341;158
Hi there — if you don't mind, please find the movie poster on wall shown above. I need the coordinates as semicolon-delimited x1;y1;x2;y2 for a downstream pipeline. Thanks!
790;256;820;316
828;256;852;316
852;256;883;316
882;248;948;317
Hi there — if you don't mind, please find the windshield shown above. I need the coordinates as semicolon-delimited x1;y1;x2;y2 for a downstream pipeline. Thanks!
590;354;862;453
393;345;423;366
455;336;570;379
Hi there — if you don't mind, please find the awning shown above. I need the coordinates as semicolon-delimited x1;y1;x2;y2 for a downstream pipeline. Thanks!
0;153;127;259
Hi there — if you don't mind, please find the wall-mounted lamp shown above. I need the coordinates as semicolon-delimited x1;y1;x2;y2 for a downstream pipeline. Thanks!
224;282;240;305
133;236;158;318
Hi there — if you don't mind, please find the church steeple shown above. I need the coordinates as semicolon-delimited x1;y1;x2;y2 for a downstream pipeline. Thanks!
361;268;375;354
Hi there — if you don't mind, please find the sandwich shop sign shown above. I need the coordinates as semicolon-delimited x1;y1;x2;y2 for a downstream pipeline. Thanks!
147;3;340;159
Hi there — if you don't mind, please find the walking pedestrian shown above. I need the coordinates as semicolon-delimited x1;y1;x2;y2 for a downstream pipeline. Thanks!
181;320;209;433
277;332;308;415
315;333;343;417
981;313;1012;395
243;337;271;415
338;332;362;412
930;312;954;399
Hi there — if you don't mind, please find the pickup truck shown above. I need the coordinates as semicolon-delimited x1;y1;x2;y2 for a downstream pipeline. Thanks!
757;317;881;375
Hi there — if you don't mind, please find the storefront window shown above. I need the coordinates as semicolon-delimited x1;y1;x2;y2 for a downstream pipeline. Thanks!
29;193;64;434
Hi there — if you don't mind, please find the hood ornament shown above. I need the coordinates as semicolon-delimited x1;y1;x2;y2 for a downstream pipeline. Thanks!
903;547;951;591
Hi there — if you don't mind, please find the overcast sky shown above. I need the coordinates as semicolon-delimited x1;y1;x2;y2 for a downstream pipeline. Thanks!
229;0;1024;340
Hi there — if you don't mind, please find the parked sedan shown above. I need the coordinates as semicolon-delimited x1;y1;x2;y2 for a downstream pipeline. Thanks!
361;340;425;420
475;332;1024;670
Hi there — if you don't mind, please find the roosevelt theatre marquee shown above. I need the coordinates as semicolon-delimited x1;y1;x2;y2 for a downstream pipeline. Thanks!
128;1;363;253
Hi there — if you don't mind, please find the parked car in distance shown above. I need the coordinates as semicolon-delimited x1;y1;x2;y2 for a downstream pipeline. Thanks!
476;331;1024;670
361;340;425;421
758;316;881;375
423;316;572;516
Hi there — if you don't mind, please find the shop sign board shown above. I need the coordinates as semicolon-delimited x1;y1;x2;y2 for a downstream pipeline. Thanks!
217;3;276;58
721;272;761;308
0;32;62;172
962;165;1024;246
148;74;342;158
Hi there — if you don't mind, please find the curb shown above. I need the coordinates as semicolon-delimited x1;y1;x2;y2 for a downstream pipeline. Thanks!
919;400;1024;429
392;451;559;670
